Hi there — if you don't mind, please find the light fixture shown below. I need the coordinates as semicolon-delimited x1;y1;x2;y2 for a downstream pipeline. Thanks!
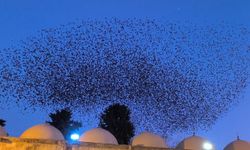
70;133;80;141
203;142;213;150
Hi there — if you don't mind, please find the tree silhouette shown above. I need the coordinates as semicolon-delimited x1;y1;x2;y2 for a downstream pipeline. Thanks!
0;119;6;127
46;108;82;140
99;103;135;144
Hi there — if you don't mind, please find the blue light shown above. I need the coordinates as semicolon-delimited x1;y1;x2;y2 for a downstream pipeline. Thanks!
70;133;80;141
203;142;213;150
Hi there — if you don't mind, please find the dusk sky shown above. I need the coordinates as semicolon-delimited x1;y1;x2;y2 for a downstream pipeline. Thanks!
0;1;250;149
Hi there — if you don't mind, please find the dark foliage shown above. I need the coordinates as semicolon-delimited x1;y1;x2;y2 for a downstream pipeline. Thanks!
0;19;249;135
0;119;6;127
46;108;82;140
99;103;135;144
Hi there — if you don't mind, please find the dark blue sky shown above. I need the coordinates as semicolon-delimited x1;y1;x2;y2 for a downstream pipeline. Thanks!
0;0;250;149
1;0;250;50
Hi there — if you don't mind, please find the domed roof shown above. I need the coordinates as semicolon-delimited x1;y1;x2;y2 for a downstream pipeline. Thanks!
79;128;118;145
224;138;250;150
176;135;214;150
132;132;167;148
0;126;7;137
20;124;64;140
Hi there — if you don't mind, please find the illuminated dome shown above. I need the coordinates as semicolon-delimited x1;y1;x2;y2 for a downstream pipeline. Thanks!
20;124;64;140
224;137;250;150
79;128;118;145
0;126;7;136
176;135;215;150
132;132;167;148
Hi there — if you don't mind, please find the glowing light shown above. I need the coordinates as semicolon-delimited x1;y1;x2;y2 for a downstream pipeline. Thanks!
70;133;80;140
203;142;213;150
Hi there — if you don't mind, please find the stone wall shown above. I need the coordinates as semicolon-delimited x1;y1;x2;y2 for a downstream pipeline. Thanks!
0;137;66;150
71;143;129;150
0;137;181;150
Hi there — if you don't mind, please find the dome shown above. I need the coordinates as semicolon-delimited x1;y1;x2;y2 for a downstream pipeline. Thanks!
132;132;167;148
0;126;7;137
20;124;64;140
224;138;250;150
79;128;118;145
176;135;215;150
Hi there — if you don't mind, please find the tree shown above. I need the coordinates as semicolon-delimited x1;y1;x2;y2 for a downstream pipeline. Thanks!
46;108;82;140
0;119;6;127
99;103;135;144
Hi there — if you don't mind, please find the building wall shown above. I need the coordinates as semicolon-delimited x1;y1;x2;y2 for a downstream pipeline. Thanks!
71;143;129;150
0;137;66;150
0;137;179;150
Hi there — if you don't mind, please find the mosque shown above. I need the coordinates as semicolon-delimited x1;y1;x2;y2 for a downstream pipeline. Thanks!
0;124;250;150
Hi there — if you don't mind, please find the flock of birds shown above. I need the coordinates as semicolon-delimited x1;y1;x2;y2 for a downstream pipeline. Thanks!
0;19;249;136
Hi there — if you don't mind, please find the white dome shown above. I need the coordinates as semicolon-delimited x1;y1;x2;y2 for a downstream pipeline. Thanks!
176;135;215;150
20;124;64;140
224;138;250;150
79;128;118;145
132;132;167;148
0;126;7;137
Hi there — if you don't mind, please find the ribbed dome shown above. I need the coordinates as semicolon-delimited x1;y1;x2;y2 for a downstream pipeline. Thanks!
79;128;118;145
176;135;214;150
132;132;167;148
20;124;64;140
224;138;250;150
0;126;7;136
